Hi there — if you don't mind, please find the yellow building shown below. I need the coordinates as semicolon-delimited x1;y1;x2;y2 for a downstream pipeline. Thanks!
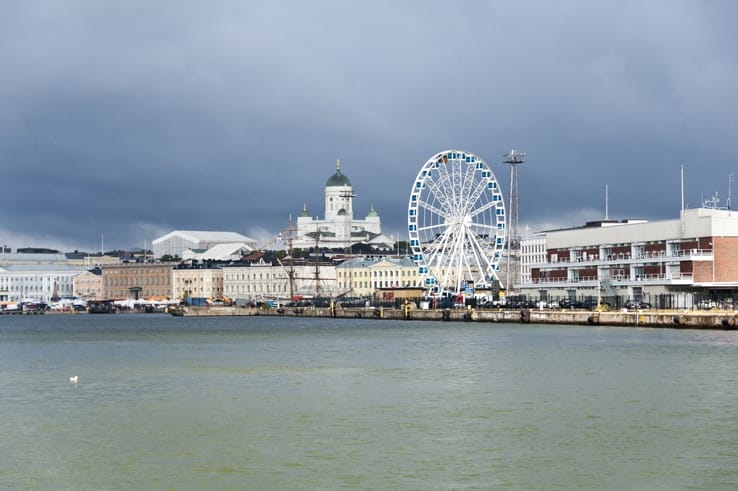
336;257;420;297
171;266;224;302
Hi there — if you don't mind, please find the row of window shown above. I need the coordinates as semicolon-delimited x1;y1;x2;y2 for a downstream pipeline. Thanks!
224;285;289;293
337;270;416;278
105;277;168;287
224;273;287;281
339;281;420;289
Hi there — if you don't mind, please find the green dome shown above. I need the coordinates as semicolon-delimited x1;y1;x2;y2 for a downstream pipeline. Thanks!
326;159;352;187
327;170;351;187
366;203;379;217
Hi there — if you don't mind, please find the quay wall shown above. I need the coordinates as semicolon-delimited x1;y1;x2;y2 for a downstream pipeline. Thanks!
174;305;738;329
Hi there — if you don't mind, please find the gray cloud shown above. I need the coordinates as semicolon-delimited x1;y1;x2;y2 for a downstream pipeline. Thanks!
1;1;737;251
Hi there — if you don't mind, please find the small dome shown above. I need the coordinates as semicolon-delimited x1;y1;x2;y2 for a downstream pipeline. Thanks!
299;203;310;217
366;203;379;217
326;159;352;187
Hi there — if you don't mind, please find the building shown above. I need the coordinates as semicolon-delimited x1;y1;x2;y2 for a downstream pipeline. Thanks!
0;251;120;267
101;263;175;300
0;252;75;267
294;160;388;250
520;237;547;286
223;258;337;302
0;265;89;302
520;208;738;307
171;264;224;302
73;268;104;300
335;257;421;297
152;231;257;259
181;243;253;262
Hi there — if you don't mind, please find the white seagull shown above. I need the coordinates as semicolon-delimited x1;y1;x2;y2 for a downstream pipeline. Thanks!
69;375;78;383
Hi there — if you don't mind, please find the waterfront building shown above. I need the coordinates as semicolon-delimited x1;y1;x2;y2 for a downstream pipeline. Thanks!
223;258;337;302
101;263;175;300
520;237;547;287
73;268;104;300
171;265;224;302
519;207;738;307
152;231;257;259
294;160;388;250
0;265;89;302
335;257;421;297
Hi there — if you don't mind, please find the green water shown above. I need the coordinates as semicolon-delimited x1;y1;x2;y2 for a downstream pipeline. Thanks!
1;314;737;490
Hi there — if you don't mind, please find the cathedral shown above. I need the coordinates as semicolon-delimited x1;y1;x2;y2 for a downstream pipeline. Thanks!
293;160;390;251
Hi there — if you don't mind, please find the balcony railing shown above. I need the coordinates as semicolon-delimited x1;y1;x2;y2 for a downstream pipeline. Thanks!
525;272;695;287
534;249;713;268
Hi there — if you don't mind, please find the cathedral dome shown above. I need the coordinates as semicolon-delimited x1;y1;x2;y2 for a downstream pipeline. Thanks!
326;159;352;187
366;203;379;217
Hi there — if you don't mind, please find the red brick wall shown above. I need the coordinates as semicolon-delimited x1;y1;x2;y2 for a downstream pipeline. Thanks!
693;261;712;282
714;237;738;282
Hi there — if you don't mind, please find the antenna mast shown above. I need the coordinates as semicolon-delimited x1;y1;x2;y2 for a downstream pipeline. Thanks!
729;173;734;211
605;184;609;220
504;149;526;293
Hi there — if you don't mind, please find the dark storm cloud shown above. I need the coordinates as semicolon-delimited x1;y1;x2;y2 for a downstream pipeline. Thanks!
1;1;737;251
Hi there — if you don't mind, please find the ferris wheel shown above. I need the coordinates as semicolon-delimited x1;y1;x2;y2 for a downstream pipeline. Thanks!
408;150;507;295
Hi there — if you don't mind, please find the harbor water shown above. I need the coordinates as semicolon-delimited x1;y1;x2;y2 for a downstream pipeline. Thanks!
1;314;737;490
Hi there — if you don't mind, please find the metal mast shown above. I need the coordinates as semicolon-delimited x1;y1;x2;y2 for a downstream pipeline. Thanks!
504;149;525;293
281;221;297;301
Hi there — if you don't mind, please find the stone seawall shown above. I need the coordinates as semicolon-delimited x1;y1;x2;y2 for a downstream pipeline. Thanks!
173;305;738;329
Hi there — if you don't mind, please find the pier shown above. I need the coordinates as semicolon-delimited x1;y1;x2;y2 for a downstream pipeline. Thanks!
169;305;738;329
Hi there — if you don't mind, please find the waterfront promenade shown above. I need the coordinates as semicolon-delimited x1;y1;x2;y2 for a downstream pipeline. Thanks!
172;305;738;329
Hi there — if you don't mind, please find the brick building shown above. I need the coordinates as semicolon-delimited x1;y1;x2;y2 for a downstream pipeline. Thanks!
101;263;175;300
519;208;738;308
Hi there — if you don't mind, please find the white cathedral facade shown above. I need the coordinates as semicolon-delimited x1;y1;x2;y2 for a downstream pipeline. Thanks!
293;160;389;250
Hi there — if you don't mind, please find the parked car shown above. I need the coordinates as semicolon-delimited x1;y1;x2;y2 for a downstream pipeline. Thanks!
559;299;584;309
624;300;651;309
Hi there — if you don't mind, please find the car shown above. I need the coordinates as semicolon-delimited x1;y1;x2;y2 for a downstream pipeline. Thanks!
624;300;651;309
559;299;584;309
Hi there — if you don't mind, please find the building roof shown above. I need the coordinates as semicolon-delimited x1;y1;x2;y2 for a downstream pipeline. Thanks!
0;265;90;273
152;230;256;246
326;159;352;187
366;203;379;217
336;256;415;269
182;242;254;261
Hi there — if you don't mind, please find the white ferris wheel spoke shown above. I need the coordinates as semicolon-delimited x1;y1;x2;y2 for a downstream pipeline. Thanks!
465;178;492;215
416;198;451;221
468;199;499;220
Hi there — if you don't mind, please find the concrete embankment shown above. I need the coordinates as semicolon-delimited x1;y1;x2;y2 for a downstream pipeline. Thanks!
172;305;738;329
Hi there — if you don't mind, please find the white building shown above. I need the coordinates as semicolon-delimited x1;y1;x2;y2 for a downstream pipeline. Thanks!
223;258;337;302
520;237;547;286
0;265;89;302
294;160;384;250
152;231;257;259
519;208;738;307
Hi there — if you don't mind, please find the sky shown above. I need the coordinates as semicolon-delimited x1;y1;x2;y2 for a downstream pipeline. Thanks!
2;0;738;252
